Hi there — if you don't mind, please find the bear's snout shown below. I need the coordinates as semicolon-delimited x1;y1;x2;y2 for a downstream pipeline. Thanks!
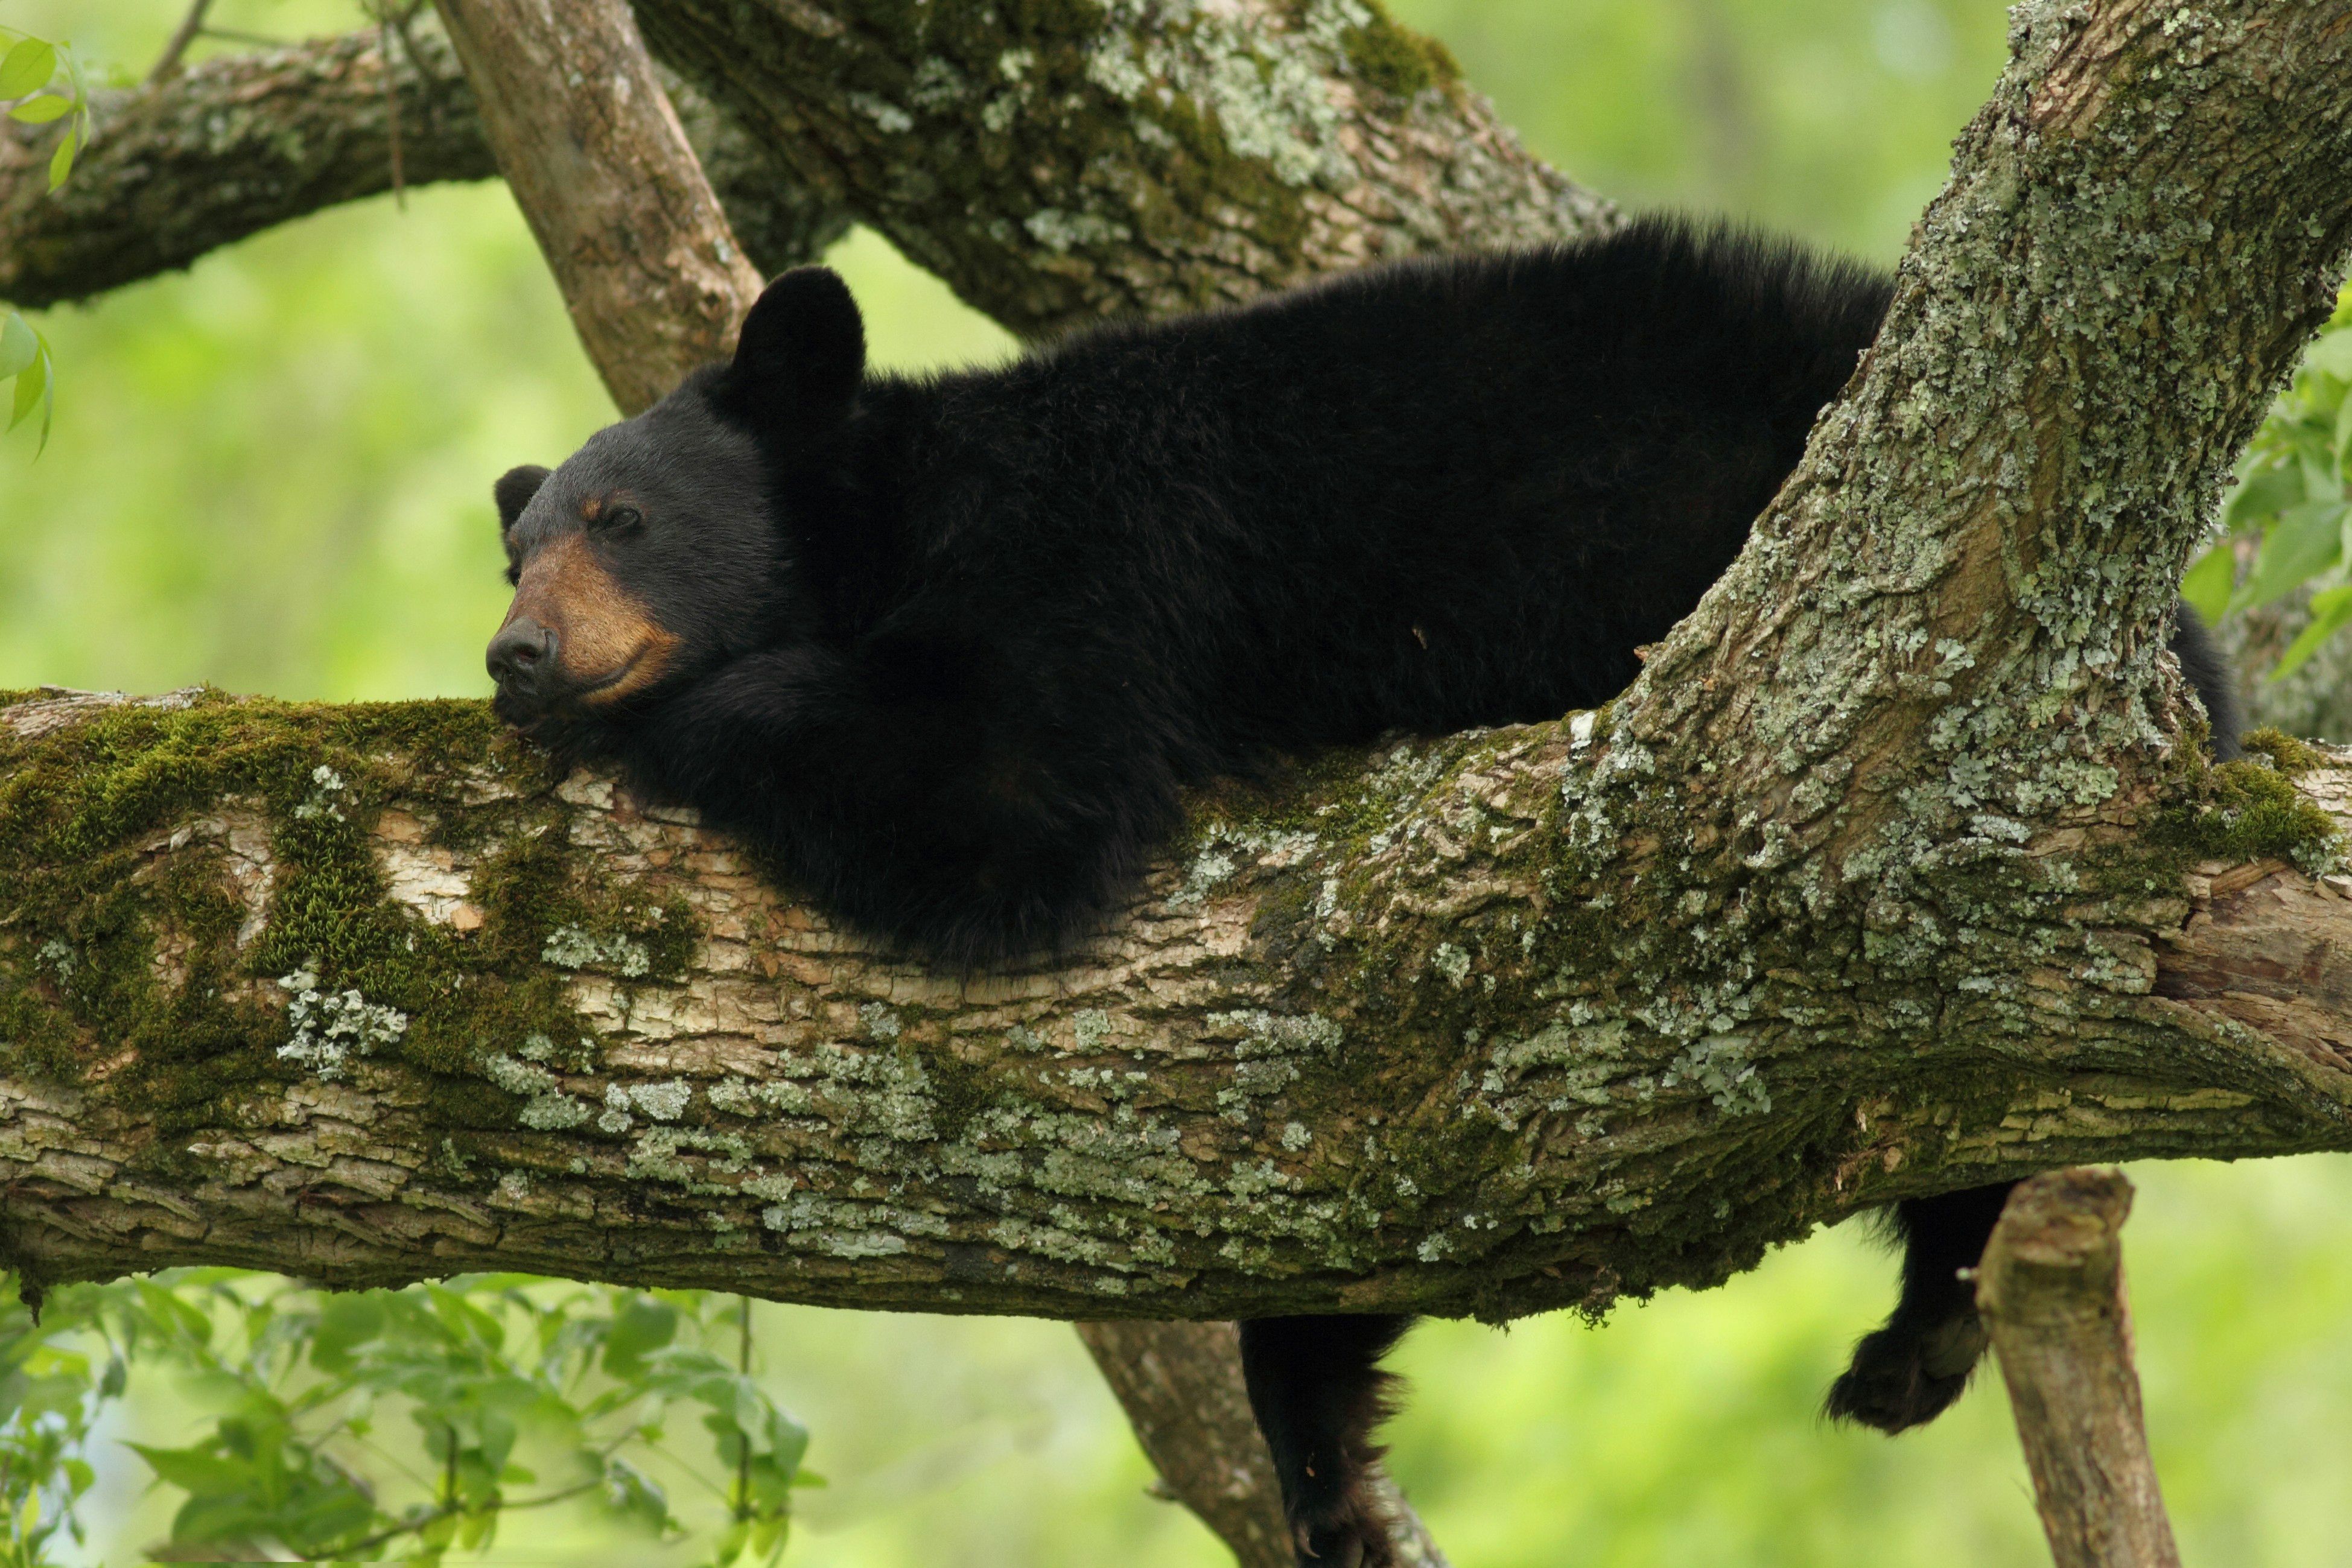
487;617;558;706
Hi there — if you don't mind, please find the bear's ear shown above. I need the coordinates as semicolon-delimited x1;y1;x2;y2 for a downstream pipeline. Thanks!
494;465;550;535
722;267;866;438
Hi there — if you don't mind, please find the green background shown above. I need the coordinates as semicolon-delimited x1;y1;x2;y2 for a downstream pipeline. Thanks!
13;2;2352;1563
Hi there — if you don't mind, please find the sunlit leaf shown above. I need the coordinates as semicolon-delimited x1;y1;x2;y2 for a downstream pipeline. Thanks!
8;348;45;430
2233;499;2347;612
7;94;65;123
2180;541;2235;623
0;39;55;99
0;313;34;379
2269;583;2352;681
46;125;74;191
603;1295;679;1376
2222;459;2304;530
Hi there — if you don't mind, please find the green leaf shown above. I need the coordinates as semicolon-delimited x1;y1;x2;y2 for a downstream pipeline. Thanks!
0;39;55;100
2306;326;2352;381
2269;583;2352;681
2222;459;2305;532
2180;541;2236;623
7;94;65;122
0;313;34;379
8;347;45;430
310;1292;386;1373
602;1296;678;1376
46;125;74;191
2233;499;2347;612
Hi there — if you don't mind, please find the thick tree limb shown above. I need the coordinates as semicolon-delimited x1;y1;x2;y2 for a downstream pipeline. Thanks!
2;2;1615;330
3;683;2352;1316
1076;1320;1450;1567
1977;1169;2180;1568
0;28;846;310
631;0;1616;337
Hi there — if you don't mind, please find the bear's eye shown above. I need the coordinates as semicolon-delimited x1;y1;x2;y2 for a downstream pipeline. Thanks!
598;504;644;534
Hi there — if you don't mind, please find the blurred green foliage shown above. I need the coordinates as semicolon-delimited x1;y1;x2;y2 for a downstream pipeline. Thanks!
2183;296;2352;680
0;22;88;453
2;1274;807;1566
8;1;2352;1565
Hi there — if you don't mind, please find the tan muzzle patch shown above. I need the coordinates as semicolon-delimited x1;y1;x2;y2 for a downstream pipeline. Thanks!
498;534;679;705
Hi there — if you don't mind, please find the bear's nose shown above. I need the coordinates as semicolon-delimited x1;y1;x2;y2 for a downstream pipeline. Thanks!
487;618;558;691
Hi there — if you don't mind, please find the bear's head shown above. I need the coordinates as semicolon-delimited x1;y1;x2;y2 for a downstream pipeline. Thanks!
485;267;867;747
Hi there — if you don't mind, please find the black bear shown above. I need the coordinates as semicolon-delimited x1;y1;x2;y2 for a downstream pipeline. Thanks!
484;218;2242;1567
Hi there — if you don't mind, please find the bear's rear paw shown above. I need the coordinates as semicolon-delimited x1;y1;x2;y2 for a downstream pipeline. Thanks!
1289;1493;1393;1568
1824;1313;1987;1433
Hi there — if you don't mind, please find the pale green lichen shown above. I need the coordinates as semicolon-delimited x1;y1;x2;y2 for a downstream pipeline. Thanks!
275;963;407;1082
541;924;651;979
626;1078;692;1122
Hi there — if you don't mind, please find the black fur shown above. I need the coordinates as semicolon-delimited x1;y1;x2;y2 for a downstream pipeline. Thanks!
1238;1314;1414;1566
485;217;2245;1566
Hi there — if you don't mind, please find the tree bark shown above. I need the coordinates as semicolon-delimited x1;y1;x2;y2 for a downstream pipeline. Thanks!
2;679;2350;1314
630;0;1616;337
0;2;1615;330
0;0;2347;1370
1076;1320;1297;1568
0;28;847;311
1977;1169;2180;1568
431;0;766;413
1076;1320;1451;1567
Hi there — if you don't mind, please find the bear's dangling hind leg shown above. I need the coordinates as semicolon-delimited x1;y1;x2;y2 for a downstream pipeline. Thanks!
1832;601;2243;1435
1238;1313;1415;1567
1824;1182;2016;1430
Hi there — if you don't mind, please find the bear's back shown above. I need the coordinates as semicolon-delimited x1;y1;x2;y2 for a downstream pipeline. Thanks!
863;218;1893;761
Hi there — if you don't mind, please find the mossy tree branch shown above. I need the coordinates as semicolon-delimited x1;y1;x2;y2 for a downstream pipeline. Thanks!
0;1;1613;329
0;26;847;310
3;682;2352;1318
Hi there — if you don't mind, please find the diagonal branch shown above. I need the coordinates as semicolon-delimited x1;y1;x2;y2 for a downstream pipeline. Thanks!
1977;1169;2180;1568
431;0;763;414
1076;1319;1452;1567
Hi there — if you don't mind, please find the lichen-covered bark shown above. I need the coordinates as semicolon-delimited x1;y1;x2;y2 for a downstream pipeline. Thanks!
631;0;1615;337
2;1;1607;331
0;28;847;310
2;685;2350;1322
